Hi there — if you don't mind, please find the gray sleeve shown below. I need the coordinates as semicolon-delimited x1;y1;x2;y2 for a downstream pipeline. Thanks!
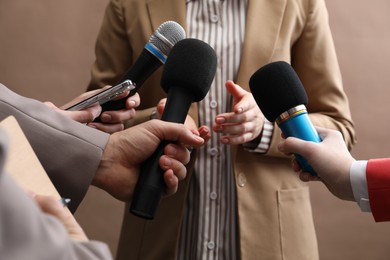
0;83;110;211
0;157;113;260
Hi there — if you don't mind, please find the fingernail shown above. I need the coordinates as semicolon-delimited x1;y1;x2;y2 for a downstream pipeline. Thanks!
101;114;112;122
221;137;229;144
165;146;177;156
199;128;209;136
194;135;204;142
162;157;172;167
214;125;223;132
215;117;225;124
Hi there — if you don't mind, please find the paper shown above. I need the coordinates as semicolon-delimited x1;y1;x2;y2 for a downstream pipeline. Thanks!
0;116;61;198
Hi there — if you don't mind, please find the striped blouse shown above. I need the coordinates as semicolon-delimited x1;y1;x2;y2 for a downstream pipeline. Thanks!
178;0;246;259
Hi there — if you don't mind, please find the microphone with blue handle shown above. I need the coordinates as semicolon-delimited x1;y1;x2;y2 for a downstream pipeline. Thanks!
249;61;321;176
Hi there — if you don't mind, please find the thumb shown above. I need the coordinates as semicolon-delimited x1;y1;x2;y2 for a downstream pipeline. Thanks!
225;80;247;113
157;98;167;117
278;137;311;157
148;120;205;147
225;80;246;100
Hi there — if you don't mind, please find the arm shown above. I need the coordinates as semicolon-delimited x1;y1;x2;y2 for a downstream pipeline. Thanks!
0;83;109;211
0;133;112;260
293;0;356;147
87;0;168;128
278;127;390;222
87;0;133;91
54;86;141;133
265;0;356;158
366;159;390;222
278;127;356;201
0;84;204;210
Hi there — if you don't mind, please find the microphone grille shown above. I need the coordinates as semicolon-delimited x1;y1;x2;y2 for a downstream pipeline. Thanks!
150;21;186;56
249;61;308;122
161;38;217;102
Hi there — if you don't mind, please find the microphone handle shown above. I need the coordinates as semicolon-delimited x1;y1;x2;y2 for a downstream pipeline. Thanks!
94;49;163;122
130;140;168;219
130;89;193;219
278;111;321;176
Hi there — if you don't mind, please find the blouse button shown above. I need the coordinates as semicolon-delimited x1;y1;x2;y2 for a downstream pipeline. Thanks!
238;173;247;187
210;100;218;109
210;14;219;23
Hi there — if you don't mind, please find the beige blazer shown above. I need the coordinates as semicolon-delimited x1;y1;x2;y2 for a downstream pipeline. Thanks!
88;0;356;259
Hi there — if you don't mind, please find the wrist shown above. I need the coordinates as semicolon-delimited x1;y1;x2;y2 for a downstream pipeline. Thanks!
243;119;273;153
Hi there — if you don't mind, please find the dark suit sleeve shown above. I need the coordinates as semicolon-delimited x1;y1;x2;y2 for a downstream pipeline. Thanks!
0;84;110;212
366;158;390;222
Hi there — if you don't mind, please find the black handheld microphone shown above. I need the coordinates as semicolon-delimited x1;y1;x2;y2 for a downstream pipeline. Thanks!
130;38;217;219
95;21;185;121
249;61;321;176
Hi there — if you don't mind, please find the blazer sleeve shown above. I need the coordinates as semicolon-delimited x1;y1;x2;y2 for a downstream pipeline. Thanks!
0;132;112;260
0;84;110;212
87;0;134;91
366;158;390;222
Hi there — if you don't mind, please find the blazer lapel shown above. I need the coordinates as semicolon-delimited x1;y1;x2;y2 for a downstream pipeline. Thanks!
146;0;187;33
237;0;287;90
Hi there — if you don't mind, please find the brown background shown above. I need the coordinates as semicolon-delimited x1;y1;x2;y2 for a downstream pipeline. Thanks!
1;0;390;259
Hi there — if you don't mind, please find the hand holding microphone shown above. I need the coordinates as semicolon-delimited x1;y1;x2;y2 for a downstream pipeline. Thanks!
94;21;186;122
277;126;355;200
130;38;217;219
249;61;321;176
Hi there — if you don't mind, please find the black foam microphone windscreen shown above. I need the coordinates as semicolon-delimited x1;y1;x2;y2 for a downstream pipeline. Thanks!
249;61;308;122
249;61;320;176
130;38;217;219
160;38;217;102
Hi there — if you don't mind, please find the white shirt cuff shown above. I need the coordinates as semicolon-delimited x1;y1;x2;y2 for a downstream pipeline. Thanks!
350;160;371;212
244;119;274;153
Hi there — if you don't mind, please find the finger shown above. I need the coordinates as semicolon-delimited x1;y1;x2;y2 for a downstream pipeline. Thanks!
225;80;247;112
164;143;191;165
34;195;67;218
126;92;140;109
278;137;309;156
299;172;321;182
299;172;312;182
85;103;103;119
100;109;136;123
163;170;179;196
152;121;205;147
159;155;187;181
43;101;57;109
64;105;102;123
88;122;125;134
220;132;255;145
291;158;302;172
215;121;251;135
215;106;258;125
198;125;211;144
156;98;167;116
214;113;240;126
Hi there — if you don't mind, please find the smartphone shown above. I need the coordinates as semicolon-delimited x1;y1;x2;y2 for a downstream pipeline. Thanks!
64;80;135;111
